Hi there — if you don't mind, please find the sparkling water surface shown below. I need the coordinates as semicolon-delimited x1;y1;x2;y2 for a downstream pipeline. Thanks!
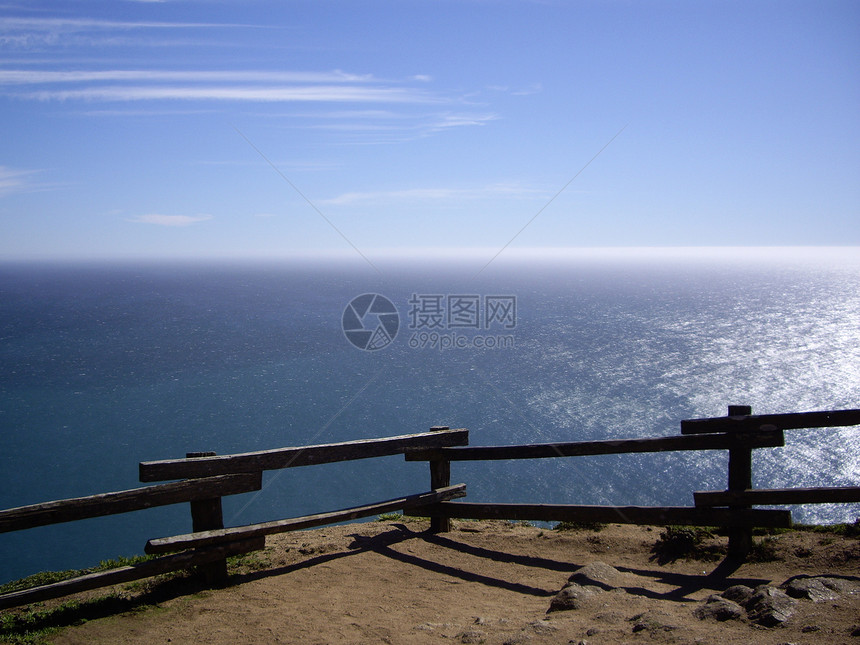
0;252;858;583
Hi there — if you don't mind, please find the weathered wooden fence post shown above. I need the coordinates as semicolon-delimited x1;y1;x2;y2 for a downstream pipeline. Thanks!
428;426;452;533
186;451;228;585
726;406;753;558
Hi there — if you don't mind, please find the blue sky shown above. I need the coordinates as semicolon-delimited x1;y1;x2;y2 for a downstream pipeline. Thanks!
0;0;858;262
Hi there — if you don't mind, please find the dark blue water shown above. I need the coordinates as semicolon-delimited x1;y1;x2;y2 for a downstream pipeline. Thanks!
1;253;858;583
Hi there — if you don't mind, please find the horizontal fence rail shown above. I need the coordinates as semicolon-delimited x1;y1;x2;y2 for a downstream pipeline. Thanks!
694;486;860;507
0;538;264;611
0;474;262;534
0;427;469;610
681;408;860;435
140;428;468;482
405;430;785;462
406;406;859;559
2;409;857;612
407;502;793;528
146;484;467;554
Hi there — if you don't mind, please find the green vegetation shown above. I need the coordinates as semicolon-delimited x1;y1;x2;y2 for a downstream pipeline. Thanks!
0;593;148;645
553;521;606;532
0;555;156;596
651;519;860;564
748;536;780;562
227;552;272;573
792;518;860;538
753;518;860;538
650;526;725;563
376;512;403;522
0;555;180;644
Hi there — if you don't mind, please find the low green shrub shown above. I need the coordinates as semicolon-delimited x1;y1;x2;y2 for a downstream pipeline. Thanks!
0;555;155;596
553;521;606;532
376;512;403;522
748;536;781;562
651;525;723;563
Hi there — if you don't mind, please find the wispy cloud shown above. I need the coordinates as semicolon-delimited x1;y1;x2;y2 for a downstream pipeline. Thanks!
291;110;500;142
1;67;444;107
0;17;238;32
0;16;497;139
0;70;373;85
0;15;259;50
486;83;543;96
129;213;212;226
429;112;499;129
21;84;439;104
320;183;546;206
0;165;39;197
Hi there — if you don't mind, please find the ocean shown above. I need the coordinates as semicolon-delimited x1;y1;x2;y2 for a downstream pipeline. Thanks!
1;250;858;584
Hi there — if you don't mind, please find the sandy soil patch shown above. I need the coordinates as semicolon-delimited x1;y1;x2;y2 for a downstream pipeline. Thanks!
4;519;859;644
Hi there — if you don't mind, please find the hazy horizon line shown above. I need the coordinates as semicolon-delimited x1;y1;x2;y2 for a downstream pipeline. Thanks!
2;245;859;267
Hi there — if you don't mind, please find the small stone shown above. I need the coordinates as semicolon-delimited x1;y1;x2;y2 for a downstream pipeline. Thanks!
783;577;839;602
801;625;821;633
503;634;533;645
568;562;622;590
818;576;858;593
722;584;754;605
527;619;558;635
548;583;597;612
694;596;744;621
586;627;600;636
747;586;797;627
458;629;486;644
628;611;678;633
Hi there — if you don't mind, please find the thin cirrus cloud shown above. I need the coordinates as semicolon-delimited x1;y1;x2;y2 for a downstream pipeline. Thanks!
0;165;41;197
0;16;241;33
0;16;242;49
430;113;498;129
0;70;374;85
1;68;444;105
0;17;217;28
320;184;546;206
21;84;440;104
130;214;213;226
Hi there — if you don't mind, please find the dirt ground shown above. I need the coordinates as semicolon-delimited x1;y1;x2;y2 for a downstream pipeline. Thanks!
5;519;860;644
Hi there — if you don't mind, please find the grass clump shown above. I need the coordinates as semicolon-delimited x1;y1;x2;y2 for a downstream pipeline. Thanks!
0;554;184;643
376;512;403;522
553;521;606;532
651;526;724;563
0;555;155;596
227;552;272;573
0;594;128;645
791;518;860;538
748;536;781;562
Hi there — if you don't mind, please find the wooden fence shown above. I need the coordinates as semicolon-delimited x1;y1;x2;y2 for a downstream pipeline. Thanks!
1;407;858;610
404;406;860;556
0;428;468;610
